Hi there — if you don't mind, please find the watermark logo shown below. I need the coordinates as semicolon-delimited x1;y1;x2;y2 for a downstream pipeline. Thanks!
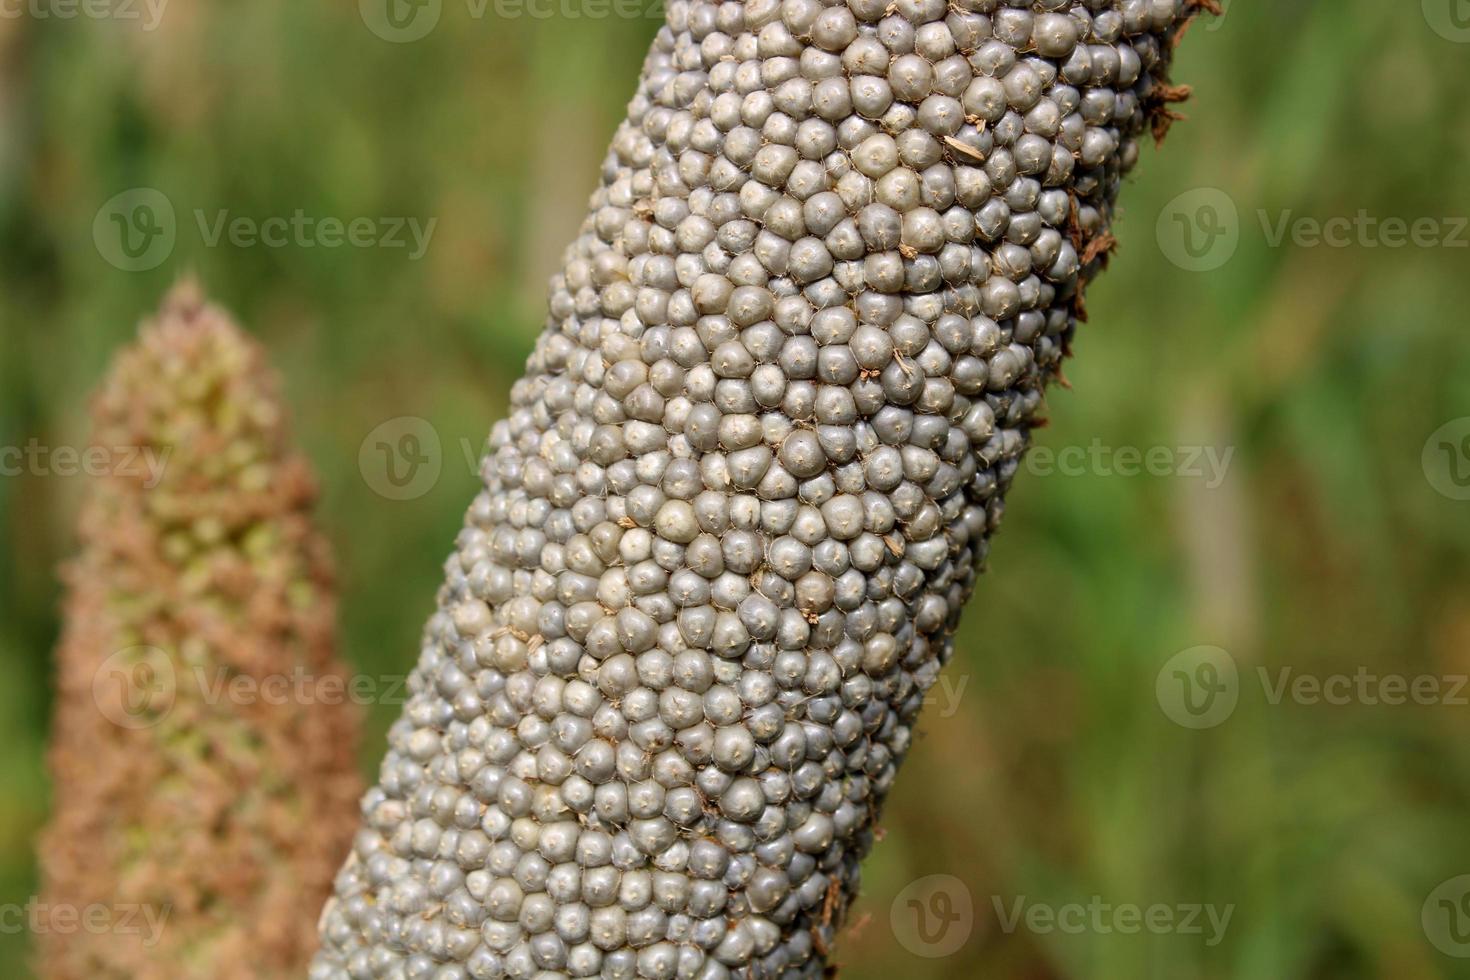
360;0;441;41
92;646;176;730
1424;418;1470;501
1157;187;1240;272
1424;875;1470;957
360;416;443;500
1156;645;1239;729
94;188;176;272
891;874;973;958
1423;0;1470;43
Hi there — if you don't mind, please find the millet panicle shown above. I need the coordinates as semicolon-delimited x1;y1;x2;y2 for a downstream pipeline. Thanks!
40;283;363;980
314;1;1213;976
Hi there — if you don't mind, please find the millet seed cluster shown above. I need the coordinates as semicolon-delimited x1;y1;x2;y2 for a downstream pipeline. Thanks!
42;285;362;980
314;1;1207;976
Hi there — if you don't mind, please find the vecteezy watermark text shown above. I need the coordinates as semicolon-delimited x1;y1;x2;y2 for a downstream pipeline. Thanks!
1157;646;1470;730
0;899;171;948
1259;666;1470;708
921;674;968;719
1157;187;1469;272
480;0;665;18
0;0;167;29
358;0;667;42
195;210;436;260
993;895;1234;947
93;646;408;730
1258;210;1469;251
0;440;169;488
190;666;409;710
94;188;437;272
1026;441;1235;488
888;877;1233;958
360;419;1240;506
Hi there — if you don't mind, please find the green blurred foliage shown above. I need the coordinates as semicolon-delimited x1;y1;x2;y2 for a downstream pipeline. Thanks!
2;1;1469;977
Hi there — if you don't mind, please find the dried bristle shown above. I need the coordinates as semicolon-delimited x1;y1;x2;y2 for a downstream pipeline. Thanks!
39;282;363;980
313;2;1206;977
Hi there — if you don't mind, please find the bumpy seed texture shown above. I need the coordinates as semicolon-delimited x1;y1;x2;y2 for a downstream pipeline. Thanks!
315;2;1208;976
39;283;363;980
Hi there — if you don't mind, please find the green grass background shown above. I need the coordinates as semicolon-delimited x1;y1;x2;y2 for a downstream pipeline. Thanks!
3;1;1470;976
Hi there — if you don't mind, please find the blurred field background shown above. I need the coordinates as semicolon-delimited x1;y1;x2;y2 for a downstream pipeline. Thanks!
3;0;1470;977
